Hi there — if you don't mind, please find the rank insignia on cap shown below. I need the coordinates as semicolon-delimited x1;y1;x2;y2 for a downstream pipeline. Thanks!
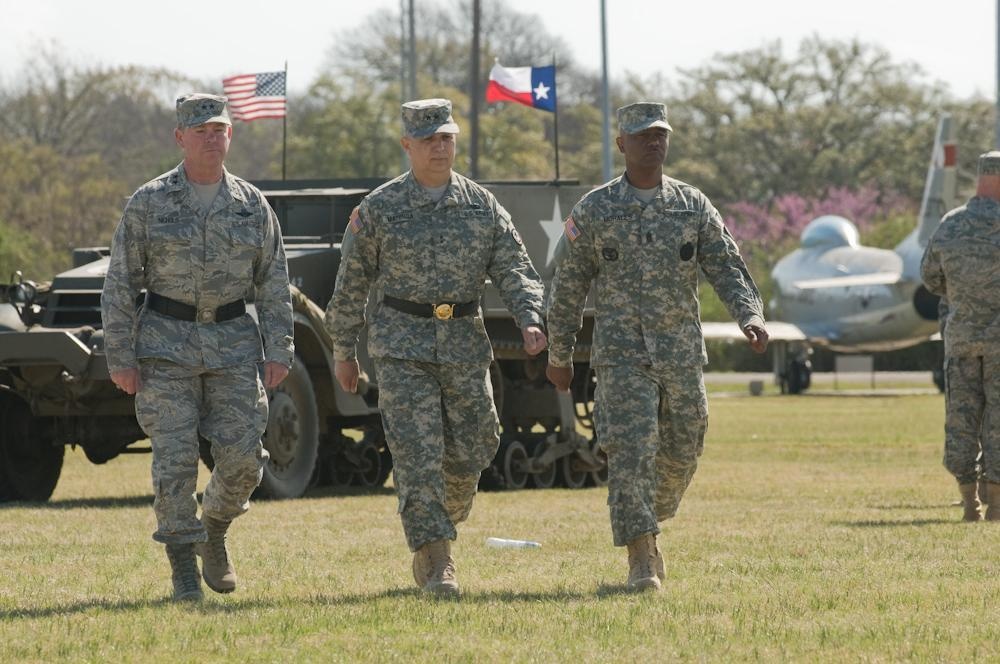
348;208;364;234
564;216;581;242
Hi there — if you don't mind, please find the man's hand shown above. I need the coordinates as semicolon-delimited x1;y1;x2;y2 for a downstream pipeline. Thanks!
522;325;547;356
110;368;140;395
264;361;290;389
743;324;769;354
335;359;360;393
546;363;573;393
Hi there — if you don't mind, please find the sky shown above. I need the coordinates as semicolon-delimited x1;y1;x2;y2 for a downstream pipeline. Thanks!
1;0;995;100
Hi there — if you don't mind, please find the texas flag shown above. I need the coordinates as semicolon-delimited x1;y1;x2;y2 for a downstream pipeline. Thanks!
485;63;556;113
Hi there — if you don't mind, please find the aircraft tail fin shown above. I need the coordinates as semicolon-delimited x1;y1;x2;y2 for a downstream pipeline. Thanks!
916;114;958;246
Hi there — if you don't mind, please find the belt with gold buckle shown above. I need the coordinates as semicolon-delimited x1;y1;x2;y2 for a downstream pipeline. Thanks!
382;295;478;320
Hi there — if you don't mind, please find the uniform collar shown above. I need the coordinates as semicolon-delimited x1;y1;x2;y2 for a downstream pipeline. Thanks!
404;170;462;208
164;163;247;208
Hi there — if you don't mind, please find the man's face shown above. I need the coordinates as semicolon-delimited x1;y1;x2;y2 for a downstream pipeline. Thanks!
174;122;232;169
401;132;457;180
617;127;669;169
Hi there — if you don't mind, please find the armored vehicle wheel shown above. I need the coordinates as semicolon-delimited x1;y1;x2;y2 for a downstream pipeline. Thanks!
0;399;64;502
559;454;588;489
588;438;608;487
530;441;558;489
258;356;319;499
502;440;528;490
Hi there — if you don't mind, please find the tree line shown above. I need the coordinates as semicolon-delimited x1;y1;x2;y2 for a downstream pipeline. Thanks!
0;0;992;305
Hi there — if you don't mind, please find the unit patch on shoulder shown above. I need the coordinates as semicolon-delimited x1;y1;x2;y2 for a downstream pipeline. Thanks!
564;216;581;242
511;228;523;246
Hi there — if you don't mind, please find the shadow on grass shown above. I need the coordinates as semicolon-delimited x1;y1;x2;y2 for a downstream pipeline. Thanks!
833;518;954;527
0;587;605;619
0;495;154;510
0;485;396;511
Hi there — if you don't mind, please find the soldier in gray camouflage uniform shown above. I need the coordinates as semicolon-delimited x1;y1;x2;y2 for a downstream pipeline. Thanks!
325;98;547;596
101;93;294;601
546;102;768;591
921;150;1000;522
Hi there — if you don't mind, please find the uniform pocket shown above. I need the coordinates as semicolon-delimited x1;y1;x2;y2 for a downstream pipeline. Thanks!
147;221;195;278
228;224;259;280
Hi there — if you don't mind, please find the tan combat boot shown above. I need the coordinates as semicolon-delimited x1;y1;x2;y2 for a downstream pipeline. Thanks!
959;483;983;522
412;546;431;588
985;482;1000;521
626;533;663;592
414;539;459;597
165;543;203;602
197;515;237;593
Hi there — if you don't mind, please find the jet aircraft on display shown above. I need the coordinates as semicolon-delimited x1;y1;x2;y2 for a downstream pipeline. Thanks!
702;115;959;393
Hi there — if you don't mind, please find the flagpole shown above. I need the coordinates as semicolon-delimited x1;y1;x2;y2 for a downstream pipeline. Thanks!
282;61;288;181
552;54;560;183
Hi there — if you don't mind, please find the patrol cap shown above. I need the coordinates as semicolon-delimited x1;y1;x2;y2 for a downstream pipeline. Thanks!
978;151;1000;176
176;93;231;129
401;98;460;138
617;101;672;135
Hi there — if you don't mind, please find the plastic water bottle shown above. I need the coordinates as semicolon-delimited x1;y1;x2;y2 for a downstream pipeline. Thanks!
485;537;541;549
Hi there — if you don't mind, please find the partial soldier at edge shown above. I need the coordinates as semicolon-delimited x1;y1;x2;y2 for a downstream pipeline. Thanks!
545;101;768;591
921;150;1000;521
101;93;294;601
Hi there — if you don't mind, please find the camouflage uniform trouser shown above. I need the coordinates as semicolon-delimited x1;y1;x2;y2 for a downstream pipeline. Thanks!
374;357;500;551
594;364;708;546
135;359;269;544
944;355;1000;484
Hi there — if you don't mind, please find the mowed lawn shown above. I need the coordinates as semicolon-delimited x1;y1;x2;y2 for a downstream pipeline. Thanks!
2;392;998;662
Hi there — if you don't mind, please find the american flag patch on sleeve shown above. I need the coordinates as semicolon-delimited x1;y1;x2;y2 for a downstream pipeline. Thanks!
348;208;364;234
564;216;581;242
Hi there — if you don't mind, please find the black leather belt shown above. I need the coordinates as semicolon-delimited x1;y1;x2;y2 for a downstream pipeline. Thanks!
146;292;246;323
382;295;478;320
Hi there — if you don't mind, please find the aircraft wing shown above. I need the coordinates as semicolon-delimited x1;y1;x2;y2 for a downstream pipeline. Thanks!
701;321;807;342
792;272;901;289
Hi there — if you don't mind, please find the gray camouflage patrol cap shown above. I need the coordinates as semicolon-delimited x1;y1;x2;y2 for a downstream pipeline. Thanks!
176;93;232;129
978;151;1000;176
617;101;673;135
401;98;460;138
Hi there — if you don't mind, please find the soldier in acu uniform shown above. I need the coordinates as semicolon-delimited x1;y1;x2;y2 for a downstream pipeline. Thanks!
921;150;1000;522
545;102;769;591
101;94;294;601
325;98;547;596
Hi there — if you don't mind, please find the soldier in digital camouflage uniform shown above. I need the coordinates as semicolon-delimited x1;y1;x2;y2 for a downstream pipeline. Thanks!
545;102;769;591
325;98;547;596
101;93;294;601
921;150;1000;522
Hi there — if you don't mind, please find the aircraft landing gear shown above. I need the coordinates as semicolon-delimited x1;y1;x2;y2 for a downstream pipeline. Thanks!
786;358;812;395
774;343;813;395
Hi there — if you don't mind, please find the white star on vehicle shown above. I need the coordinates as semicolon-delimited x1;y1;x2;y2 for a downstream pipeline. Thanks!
538;195;565;271
533;81;550;101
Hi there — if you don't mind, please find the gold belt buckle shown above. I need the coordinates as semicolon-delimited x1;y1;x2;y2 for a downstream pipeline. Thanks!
433;303;454;320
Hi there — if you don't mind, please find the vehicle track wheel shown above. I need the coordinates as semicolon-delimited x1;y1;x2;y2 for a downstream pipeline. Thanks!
530;441;558;489
559;453;588;489
353;439;384;488
502;440;529;490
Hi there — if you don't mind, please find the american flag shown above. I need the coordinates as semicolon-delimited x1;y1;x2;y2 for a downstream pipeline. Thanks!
222;71;286;122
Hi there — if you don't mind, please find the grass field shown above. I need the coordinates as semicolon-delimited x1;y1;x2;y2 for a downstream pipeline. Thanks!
2;392;999;662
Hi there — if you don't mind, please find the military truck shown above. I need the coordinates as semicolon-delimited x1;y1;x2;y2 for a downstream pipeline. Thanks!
0;180;605;502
